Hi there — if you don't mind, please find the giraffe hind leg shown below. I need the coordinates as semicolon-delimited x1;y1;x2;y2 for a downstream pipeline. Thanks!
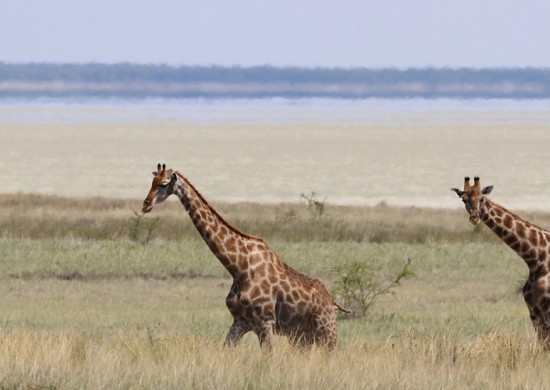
288;330;314;350
312;314;337;351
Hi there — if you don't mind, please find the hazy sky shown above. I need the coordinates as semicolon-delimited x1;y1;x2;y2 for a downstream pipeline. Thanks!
1;0;549;68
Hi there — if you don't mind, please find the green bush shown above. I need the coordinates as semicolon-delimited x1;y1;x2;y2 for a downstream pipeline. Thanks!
332;257;413;318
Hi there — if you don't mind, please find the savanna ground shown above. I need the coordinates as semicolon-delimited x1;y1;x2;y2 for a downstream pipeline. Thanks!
2;193;550;389
2;105;550;388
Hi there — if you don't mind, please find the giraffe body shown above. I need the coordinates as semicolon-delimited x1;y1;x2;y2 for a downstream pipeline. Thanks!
452;177;550;345
143;164;348;350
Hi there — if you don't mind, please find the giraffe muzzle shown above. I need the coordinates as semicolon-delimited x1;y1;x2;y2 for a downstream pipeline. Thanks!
142;198;154;213
469;213;481;226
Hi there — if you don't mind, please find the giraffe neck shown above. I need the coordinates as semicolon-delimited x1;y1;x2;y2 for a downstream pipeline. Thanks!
172;172;264;278
480;197;550;272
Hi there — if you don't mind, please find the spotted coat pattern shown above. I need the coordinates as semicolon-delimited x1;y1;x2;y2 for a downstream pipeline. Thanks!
452;176;550;345
143;164;349;350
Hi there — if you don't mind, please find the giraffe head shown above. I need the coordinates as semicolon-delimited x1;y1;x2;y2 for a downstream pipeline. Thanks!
142;163;176;213
451;176;494;225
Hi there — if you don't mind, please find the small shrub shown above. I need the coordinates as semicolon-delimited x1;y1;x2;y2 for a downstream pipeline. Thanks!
300;191;326;218
332;257;413;318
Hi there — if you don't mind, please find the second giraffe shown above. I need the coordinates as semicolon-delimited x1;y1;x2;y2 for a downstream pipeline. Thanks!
452;176;550;347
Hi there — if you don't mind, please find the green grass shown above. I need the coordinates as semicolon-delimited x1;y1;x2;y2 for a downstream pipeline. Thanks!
1;193;549;388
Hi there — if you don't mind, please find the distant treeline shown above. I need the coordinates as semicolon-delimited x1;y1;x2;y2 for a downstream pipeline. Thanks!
1;63;549;99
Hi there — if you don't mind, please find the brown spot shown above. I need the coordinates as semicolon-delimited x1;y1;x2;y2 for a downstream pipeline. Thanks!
535;280;548;296
218;226;229;238
288;278;300;289
238;258;248;270
539;232;548;247
520;241;531;254
525;249;537;260
503;234;517;247
516;223;526;238
199;210;208;220
529;230;539;247
538;249;548;262
225;237;237;253
299;290;310;300
253;306;263;316
486;219;496;229
260;280;270;293
256;263;267;278
494;208;504;217
503;215;513;229
254;295;272;305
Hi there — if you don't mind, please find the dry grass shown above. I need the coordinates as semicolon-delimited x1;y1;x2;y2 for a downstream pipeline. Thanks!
3;193;550;388
5;192;545;244
1;325;549;389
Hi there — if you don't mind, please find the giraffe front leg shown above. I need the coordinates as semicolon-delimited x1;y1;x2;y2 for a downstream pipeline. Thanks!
533;319;550;348
224;321;249;347
533;299;550;348
256;319;275;350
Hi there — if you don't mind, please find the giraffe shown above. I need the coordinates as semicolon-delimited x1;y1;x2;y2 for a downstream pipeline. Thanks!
452;176;550;345
142;163;350;350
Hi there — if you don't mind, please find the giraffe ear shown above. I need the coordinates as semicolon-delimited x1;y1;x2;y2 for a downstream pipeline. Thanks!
482;185;493;195
152;171;158;176
170;172;177;182
451;188;463;197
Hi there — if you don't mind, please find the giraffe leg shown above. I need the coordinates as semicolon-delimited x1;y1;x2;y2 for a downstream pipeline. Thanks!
534;323;550;348
312;312;337;351
224;321;249;347
256;320;275;350
291;332;314;350
523;282;549;346
534;311;550;348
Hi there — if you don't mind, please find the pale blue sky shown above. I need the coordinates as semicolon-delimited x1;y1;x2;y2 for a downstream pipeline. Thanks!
1;0;549;68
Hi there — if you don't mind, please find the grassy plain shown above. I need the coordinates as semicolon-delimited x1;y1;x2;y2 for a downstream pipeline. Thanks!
2;194;550;388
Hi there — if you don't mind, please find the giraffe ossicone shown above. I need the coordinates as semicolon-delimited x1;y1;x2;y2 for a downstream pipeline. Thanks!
452;176;550;346
142;163;350;350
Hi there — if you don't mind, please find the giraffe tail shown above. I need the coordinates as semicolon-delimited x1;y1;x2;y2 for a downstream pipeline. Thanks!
333;301;352;314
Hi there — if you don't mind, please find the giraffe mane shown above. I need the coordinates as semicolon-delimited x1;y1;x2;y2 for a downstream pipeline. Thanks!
175;171;265;242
